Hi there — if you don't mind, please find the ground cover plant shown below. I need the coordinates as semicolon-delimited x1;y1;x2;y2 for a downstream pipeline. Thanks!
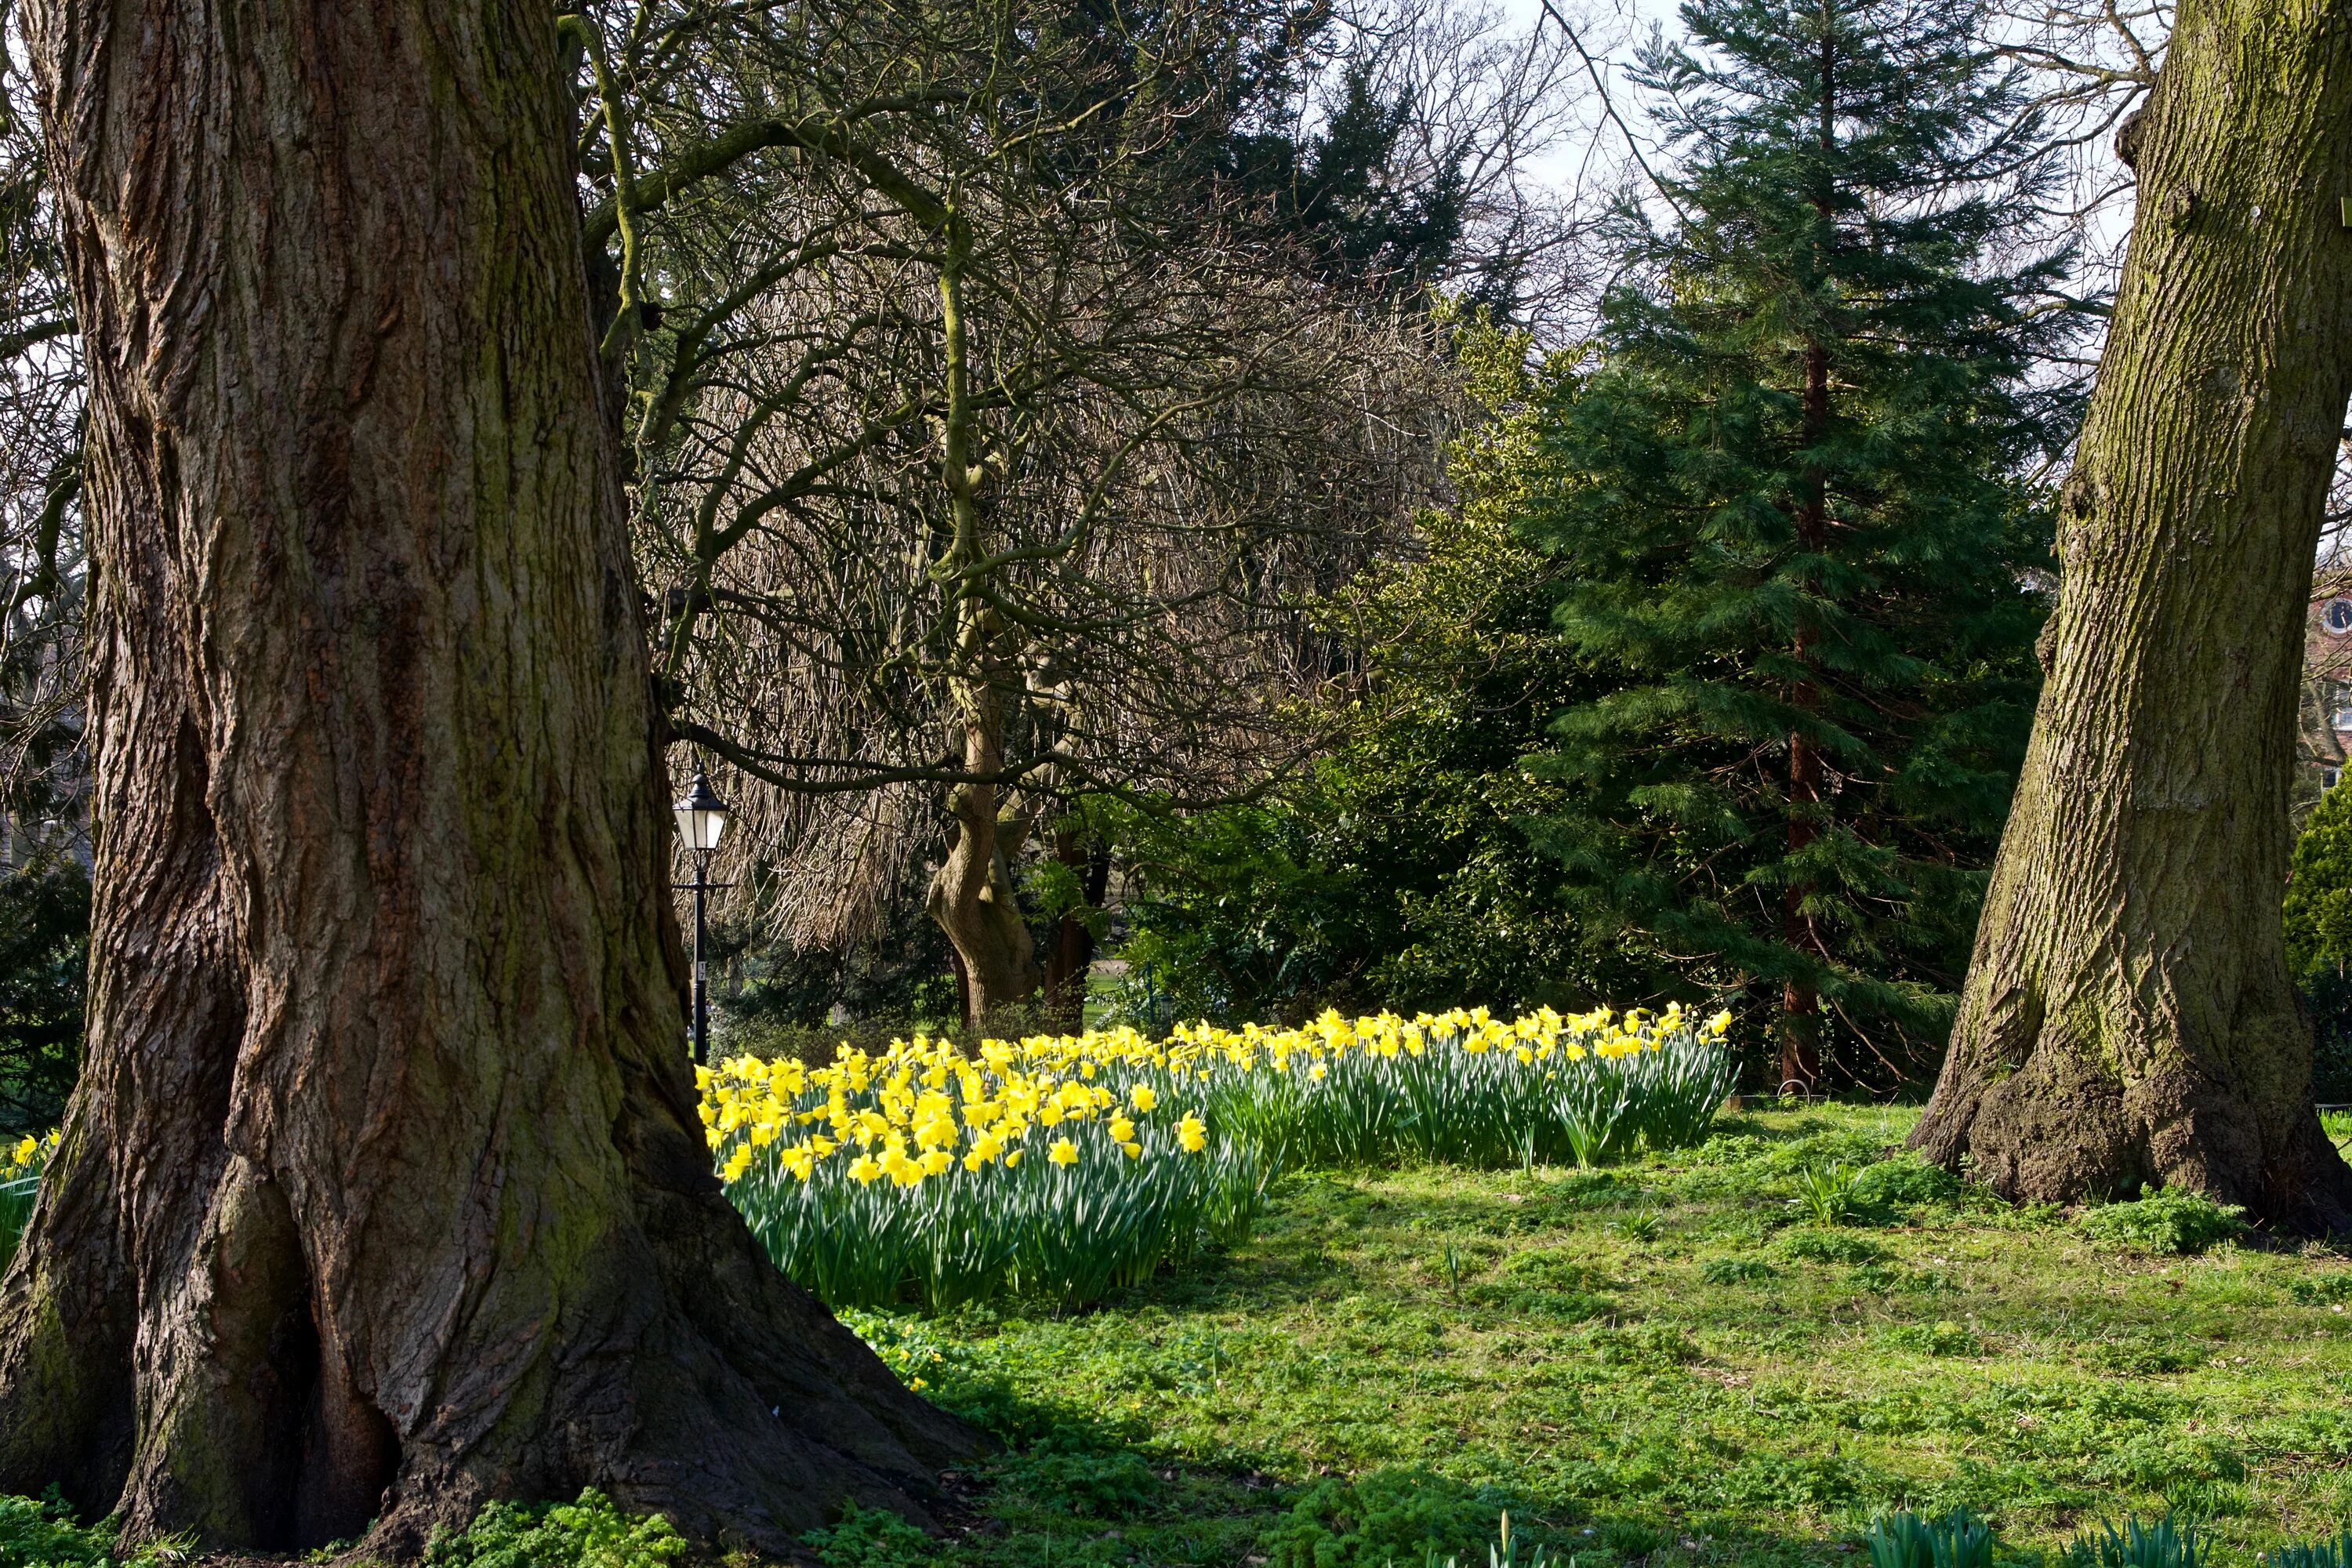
2076;1191;2248;1258
703;1005;1733;1309
786;1104;2352;1568
0;1492;153;1568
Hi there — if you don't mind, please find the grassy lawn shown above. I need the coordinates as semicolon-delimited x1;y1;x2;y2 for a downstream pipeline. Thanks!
823;1104;2352;1568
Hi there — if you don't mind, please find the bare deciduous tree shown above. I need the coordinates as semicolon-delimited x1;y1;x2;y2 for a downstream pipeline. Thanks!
579;0;1474;1023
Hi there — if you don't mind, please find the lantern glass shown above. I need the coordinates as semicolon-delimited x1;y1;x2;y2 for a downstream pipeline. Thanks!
673;771;730;852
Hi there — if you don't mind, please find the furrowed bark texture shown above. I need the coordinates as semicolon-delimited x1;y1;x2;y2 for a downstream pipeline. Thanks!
0;0;975;1552
1911;0;2352;1230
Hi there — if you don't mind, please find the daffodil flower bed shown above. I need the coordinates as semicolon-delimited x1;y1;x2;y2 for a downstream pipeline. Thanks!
2;1131;58;1269
702;1036;1273;1312
1187;1002;1735;1171
701;1003;1733;1312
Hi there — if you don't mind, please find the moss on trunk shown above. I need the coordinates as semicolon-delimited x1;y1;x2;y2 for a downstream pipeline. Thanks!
0;0;975;1551
1911;0;2352;1230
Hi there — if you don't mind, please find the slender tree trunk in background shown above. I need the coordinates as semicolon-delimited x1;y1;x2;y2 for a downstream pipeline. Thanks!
1041;830;1109;1030
949;943;975;1027
1777;20;1838;1094
924;212;1041;1030
0;0;973;1550
927;703;1043;1029
1781;326;1831;1093
1911;0;2352;1229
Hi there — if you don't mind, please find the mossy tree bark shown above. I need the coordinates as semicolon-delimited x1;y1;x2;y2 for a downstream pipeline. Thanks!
0;0;975;1552
927;756;1044;1029
921;216;1042;1028
1911;0;2352;1229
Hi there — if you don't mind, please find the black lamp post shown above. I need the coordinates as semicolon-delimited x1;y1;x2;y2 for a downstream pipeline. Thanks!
672;768;731;1063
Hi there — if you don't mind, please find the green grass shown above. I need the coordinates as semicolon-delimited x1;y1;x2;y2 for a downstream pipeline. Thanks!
829;1105;2352;1568
11;1105;2352;1567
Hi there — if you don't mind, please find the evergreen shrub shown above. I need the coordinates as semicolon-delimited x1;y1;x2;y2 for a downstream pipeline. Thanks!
2286;782;2352;1101
1502;0;2088;1087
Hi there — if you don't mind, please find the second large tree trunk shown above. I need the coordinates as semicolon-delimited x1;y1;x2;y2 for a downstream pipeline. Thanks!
0;0;974;1551
1911;0;2352;1229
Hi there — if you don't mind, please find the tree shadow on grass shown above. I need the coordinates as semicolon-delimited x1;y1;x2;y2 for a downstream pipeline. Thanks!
844;1374;1862;1568
845;1300;1906;1568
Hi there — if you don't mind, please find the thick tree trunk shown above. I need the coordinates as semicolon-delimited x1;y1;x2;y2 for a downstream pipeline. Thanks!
1040;830;1109;1032
1911;0;2352;1230
0;0;975;1552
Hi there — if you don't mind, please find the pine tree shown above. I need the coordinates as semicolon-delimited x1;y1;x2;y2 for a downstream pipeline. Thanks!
1510;0;2086;1090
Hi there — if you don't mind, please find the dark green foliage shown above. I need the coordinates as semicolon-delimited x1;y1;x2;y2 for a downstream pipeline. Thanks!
423;1490;686;1568
2269;1535;2352;1568
1098;324;1657;1029
1002;1438;1163;1519
1228;59;1473;300
1468;1247;1615;1320
1878;1319;1981;1356
2076;1189;2246;1257
712;895;961;1055
1866;1508;1992;1568
1098;792;1396;1025
2285;782;2352;991
0;1493;128;1568
2287;1272;2352;1306
1778;1227;1892;1266
2284;785;2352;1098
1504;0;2086;1083
1851;1155;1965;1213
2304;975;2352;1104
800;1501;942;1568
1258;1468;1539;1568
0;857;86;1133
2060;1515;2201;1568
